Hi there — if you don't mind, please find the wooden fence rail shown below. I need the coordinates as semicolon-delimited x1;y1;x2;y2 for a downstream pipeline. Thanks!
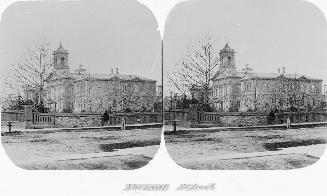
32;113;56;125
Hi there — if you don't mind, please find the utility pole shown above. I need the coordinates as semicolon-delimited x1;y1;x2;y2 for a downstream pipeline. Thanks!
253;79;257;111
88;73;91;112
161;39;164;124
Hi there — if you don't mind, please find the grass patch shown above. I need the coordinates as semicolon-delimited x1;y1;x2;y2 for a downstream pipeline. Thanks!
99;140;160;152
264;138;326;151
180;154;318;170
123;156;152;169
81;136;120;140
246;135;283;140
164;130;190;135
21;155;152;170
1;131;22;136
194;138;220;142
30;139;48;143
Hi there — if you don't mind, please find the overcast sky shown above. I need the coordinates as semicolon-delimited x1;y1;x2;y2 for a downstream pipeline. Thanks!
0;0;161;96
164;0;327;94
1;0;327;97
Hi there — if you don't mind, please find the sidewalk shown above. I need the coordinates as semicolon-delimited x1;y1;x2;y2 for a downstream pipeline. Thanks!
182;144;326;164
164;121;327;132
15;143;325;167
1;122;162;133
15;145;159;165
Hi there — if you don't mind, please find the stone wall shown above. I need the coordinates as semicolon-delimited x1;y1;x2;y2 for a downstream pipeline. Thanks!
164;110;189;122
274;112;327;124
219;113;268;127
104;112;162;126
197;111;327;127
1;110;24;122
55;113;102;128
54;112;162;128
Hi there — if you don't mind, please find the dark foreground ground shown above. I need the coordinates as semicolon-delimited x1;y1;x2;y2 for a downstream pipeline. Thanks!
164;126;327;169
1;128;161;170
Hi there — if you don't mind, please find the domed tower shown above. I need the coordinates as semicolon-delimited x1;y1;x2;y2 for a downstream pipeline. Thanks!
53;42;69;74
219;43;237;74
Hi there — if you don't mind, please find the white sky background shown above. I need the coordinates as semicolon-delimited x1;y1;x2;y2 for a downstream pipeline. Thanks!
0;0;162;97
163;0;327;95
2;0;326;97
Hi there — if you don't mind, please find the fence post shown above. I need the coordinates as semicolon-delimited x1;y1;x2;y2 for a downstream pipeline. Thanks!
189;104;198;126
23;100;34;129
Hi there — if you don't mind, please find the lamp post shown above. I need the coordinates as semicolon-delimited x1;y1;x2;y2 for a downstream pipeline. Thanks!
171;93;178;132
121;97;126;130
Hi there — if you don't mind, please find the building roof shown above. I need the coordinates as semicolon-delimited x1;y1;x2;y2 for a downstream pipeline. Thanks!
211;70;244;81
75;73;156;82
219;43;235;53
54;42;68;54
241;72;322;81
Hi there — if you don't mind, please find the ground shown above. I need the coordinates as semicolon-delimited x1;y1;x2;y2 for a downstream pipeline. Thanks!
164;126;327;169
2;122;327;170
1;124;161;170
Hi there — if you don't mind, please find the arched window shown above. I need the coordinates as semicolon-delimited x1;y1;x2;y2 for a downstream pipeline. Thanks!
61;57;65;65
227;56;232;65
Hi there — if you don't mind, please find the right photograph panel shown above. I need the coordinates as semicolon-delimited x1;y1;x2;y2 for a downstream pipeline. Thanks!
163;0;327;170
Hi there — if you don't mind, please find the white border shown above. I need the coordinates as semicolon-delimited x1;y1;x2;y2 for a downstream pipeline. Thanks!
1;0;327;195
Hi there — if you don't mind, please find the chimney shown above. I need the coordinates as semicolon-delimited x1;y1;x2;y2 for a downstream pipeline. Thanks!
282;66;285;74
111;69;114;74
116;67;119;74
278;68;280;74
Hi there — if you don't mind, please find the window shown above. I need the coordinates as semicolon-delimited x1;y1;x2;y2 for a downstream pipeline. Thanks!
227;56;232;65
98;83;101;93
282;84;286;92
123;84;127;93
236;101;240;108
266;82;269;90
61;57;65;65
245;83;251;92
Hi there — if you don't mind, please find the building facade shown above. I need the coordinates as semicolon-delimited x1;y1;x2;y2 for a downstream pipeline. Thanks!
211;43;244;111
240;73;323;112
42;43;157;113
210;43;323;112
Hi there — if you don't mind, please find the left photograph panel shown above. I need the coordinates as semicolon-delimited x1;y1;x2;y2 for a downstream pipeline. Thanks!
0;0;163;170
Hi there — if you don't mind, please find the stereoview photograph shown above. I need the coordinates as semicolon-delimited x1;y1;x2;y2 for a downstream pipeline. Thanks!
0;0;162;170
163;0;327;169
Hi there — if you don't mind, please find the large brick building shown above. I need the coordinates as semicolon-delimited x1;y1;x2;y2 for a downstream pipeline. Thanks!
37;43;157;113
211;43;323;112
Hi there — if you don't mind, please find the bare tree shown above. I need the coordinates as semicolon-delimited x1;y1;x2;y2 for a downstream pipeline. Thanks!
168;36;220;102
167;74;189;96
5;38;54;105
118;82;150;112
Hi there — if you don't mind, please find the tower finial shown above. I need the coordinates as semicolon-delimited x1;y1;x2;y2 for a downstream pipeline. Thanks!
224;35;229;45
